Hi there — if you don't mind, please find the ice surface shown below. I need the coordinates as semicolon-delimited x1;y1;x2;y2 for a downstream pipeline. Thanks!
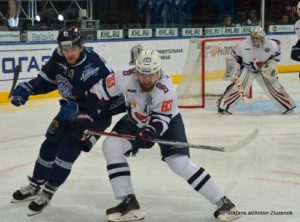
0;73;299;222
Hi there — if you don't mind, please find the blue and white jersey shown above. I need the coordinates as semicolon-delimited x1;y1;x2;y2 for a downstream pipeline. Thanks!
90;67;180;136
36;47;113;100
26;47;126;116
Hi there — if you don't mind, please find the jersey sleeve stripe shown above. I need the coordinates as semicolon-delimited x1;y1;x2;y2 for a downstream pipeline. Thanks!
38;71;57;84
90;79;110;100
151;118;169;135
127;106;138;125
152;113;171;124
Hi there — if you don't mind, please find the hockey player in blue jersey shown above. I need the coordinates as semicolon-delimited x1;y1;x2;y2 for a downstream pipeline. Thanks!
10;26;125;216
90;48;240;222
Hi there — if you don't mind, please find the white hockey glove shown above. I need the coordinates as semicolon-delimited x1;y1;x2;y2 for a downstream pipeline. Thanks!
224;56;241;81
261;59;277;80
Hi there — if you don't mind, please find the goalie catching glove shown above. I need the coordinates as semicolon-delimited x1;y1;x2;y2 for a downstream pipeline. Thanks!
223;56;241;81
260;59;277;80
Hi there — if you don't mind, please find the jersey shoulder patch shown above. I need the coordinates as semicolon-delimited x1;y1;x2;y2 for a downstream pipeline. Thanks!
106;73;116;88
161;99;173;112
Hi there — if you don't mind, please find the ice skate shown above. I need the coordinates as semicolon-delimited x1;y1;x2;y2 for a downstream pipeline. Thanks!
27;187;54;216
11;176;41;203
282;106;296;114
106;194;144;222
218;108;232;115
214;196;240;222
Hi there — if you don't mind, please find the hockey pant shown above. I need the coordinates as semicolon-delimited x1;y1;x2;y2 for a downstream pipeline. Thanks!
218;68;295;113
102;115;224;205
32;114;111;188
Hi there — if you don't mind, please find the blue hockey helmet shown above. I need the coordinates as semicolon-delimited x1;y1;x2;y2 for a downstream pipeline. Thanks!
57;26;83;48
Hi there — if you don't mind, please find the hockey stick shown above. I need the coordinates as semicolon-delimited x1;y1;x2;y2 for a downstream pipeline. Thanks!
8;65;21;99
87;129;259;152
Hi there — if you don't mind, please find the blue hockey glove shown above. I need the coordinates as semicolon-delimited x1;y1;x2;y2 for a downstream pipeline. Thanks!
11;82;32;106
68;113;93;141
58;98;79;121
136;125;157;149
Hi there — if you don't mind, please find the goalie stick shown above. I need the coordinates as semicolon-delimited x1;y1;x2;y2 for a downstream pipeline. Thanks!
8;65;21;99
86;129;259;152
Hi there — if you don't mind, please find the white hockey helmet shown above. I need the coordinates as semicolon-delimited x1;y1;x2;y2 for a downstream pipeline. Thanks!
251;27;265;47
135;49;161;74
297;1;300;9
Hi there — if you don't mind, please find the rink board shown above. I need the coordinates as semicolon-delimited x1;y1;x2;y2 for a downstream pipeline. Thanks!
0;34;300;103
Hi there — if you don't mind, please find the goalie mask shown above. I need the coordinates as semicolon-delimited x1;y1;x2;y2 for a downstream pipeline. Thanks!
57;26;83;48
251;27;265;48
135;49;162;91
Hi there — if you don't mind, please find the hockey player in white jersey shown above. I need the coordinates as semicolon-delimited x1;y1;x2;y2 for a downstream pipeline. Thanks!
90;48;239;221
218;27;295;114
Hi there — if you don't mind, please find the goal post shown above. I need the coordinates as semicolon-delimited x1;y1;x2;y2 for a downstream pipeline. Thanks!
176;37;250;108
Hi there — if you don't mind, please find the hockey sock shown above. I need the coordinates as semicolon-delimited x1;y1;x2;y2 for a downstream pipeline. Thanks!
165;155;224;204
46;137;82;187
102;136;135;199
33;140;57;181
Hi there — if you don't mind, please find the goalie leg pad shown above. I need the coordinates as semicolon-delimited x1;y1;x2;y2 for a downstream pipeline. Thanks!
255;74;296;113
218;69;254;113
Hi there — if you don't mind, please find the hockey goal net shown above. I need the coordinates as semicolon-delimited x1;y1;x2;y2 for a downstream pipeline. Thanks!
176;37;247;108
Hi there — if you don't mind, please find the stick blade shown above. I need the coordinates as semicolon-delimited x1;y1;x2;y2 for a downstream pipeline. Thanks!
224;129;259;152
